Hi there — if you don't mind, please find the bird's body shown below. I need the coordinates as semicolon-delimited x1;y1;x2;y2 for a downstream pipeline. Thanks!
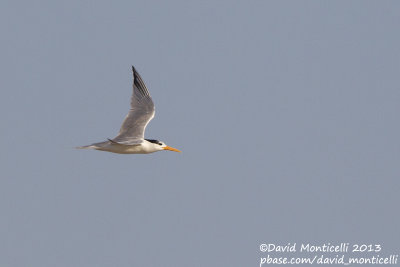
78;139;167;154
77;66;180;154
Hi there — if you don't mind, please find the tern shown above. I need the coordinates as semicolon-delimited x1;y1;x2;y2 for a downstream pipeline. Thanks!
77;66;181;154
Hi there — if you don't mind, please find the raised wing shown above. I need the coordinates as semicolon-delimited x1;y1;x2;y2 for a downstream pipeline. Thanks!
112;66;155;144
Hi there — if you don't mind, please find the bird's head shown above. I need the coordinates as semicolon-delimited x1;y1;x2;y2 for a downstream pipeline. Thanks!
146;139;181;152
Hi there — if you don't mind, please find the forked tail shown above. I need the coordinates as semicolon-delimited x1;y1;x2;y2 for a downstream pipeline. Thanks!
76;144;95;149
76;140;110;150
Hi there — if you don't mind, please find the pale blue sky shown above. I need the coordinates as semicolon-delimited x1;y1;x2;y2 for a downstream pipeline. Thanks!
1;1;399;266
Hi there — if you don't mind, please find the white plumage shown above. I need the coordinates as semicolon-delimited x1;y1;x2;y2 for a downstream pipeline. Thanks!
77;66;181;154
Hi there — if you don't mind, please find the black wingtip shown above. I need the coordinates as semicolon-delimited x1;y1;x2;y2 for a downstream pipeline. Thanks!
132;66;140;80
130;65;150;96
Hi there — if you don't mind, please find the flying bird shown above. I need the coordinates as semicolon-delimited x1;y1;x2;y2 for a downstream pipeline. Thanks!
77;66;181;154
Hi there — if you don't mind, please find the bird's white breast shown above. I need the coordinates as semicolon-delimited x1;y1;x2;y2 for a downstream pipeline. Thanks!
94;140;158;154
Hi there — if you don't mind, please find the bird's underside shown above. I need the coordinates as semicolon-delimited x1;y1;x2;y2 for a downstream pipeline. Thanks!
77;140;154;154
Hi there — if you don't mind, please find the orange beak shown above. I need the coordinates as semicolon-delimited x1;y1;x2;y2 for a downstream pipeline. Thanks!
163;145;181;153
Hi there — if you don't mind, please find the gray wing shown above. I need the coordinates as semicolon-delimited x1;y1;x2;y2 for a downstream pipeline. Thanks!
112;66;155;144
